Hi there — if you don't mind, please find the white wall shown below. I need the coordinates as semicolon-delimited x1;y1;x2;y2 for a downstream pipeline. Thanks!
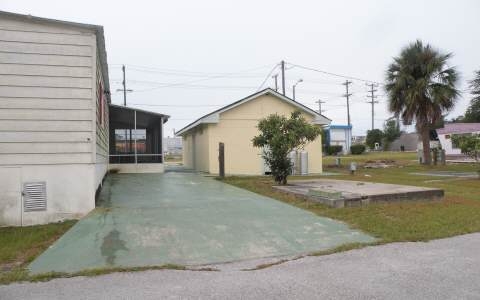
437;132;480;156
330;128;352;154
437;134;461;155
0;164;95;226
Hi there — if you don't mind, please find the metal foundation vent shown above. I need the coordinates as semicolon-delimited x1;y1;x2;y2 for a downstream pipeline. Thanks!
23;182;47;212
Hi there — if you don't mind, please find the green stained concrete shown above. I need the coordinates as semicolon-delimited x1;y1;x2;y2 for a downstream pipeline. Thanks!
29;172;374;274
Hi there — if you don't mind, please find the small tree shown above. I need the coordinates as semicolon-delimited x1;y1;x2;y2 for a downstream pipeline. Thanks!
383;119;401;150
452;134;480;162
366;129;384;150
252;111;321;185
452;134;480;178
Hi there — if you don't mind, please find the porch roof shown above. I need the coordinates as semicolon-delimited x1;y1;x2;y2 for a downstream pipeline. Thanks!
109;104;169;128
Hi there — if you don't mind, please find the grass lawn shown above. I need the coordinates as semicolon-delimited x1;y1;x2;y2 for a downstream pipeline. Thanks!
164;154;182;163
0;220;76;284
224;152;480;243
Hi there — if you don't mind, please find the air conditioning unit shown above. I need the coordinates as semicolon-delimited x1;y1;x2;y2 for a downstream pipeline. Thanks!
289;150;297;175
300;151;308;175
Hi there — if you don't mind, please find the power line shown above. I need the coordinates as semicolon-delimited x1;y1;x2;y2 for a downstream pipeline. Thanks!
128;103;223;107
257;64;279;91
132;64;276;92
112;80;257;90
109;64;267;78
287;62;382;85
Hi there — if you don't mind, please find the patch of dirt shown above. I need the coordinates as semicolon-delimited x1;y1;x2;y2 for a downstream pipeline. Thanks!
1;234;64;273
0;261;22;272
364;160;397;169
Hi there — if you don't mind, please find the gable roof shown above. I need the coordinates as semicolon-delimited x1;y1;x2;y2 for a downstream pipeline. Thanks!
176;88;331;136
0;10;111;103
436;123;480;135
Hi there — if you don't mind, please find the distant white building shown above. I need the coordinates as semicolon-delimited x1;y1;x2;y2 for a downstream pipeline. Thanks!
389;133;419;151
163;137;183;154
326;125;352;154
436;123;480;158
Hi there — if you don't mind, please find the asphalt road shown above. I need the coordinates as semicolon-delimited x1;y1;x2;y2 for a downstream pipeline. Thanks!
2;233;479;300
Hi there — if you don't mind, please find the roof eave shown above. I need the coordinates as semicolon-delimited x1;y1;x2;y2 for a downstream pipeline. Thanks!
109;103;170;123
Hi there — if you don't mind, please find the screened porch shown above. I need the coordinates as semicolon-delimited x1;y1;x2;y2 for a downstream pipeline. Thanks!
109;104;168;167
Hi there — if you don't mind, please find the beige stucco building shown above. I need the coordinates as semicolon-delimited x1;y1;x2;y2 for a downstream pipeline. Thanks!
176;89;331;175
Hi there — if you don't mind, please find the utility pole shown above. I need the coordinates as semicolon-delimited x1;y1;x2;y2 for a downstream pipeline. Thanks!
272;74;279;92
292;79;303;101
281;60;286;96
342;80;352;126
366;83;379;130
315;99;326;114
116;65;133;106
116;65;134;154
122;65;127;106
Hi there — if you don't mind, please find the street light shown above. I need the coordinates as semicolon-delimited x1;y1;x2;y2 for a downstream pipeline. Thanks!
292;79;303;100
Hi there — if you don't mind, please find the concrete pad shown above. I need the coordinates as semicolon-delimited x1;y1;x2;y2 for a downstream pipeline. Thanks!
411;171;479;178
274;179;444;208
29;173;374;274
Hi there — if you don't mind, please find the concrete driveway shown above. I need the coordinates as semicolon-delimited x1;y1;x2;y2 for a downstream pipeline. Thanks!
29;171;374;274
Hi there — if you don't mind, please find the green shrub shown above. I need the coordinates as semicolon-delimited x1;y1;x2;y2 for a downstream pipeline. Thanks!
326;145;343;155
350;144;366;155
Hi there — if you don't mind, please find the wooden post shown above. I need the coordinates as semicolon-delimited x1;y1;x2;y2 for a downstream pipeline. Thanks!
219;142;225;178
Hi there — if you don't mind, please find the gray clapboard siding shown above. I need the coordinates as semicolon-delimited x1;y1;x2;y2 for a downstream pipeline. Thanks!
95;150;108;158
0;109;92;120
0;75;92;88
94;50;109;164
0;29;93;45
0;142;91;154
0;64;92;77
96;154;108;164
0;120;92;131
96;130;108;154
0;153;92;165
0;86;92;99
0;40;91;56
0;17;101;166
0;98;91;110
0;52;92;67
0;131;91;143
0;18;89;35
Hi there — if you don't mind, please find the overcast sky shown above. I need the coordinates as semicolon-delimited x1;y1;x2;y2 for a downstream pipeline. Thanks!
3;0;480;136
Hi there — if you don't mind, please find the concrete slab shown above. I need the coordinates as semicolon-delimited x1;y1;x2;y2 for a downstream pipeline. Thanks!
28;173;374;274
411;171;479;178
274;179;444;208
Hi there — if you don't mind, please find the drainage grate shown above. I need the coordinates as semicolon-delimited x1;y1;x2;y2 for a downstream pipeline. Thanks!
23;182;47;212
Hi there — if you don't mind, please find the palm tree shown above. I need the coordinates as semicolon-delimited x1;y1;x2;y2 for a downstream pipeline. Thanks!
463;70;480;122
385;40;459;164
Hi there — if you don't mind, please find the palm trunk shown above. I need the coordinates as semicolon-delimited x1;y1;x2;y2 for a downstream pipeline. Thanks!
421;129;431;165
